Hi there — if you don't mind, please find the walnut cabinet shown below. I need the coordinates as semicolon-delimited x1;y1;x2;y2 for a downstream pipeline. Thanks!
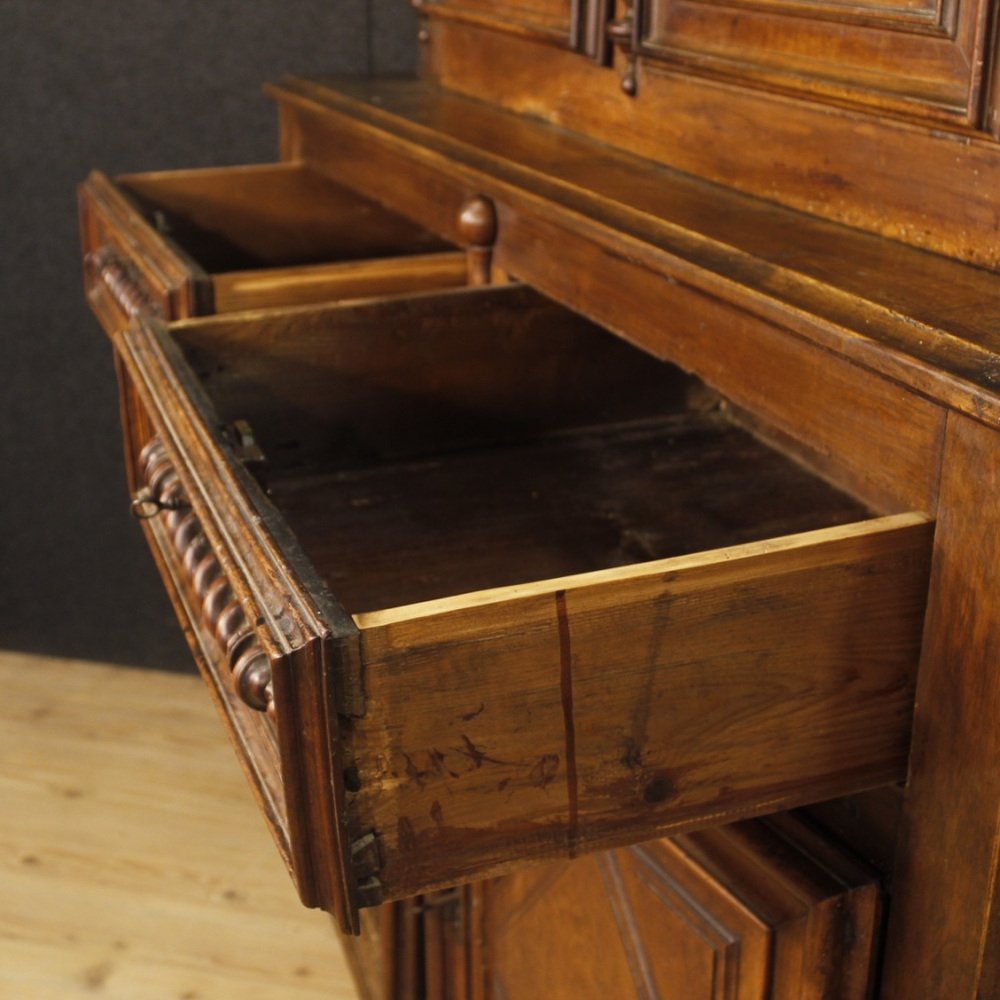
79;0;1000;996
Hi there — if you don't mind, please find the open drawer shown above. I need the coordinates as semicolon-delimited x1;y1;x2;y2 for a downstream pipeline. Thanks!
78;162;468;332
111;282;932;934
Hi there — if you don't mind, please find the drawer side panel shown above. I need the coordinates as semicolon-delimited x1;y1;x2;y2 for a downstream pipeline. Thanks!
353;514;932;899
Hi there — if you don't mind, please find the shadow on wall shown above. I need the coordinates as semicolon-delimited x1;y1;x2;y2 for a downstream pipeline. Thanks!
0;1;417;670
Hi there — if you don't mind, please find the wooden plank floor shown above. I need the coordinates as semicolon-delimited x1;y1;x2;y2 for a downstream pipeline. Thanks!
0;650;359;1000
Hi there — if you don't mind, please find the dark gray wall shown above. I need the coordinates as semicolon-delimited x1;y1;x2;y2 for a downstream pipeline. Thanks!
1;1;417;669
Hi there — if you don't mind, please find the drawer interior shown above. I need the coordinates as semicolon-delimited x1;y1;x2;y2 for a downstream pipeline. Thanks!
114;163;466;311
172;284;871;616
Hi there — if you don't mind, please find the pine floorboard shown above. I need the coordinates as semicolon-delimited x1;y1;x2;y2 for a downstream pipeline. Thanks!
0;649;359;999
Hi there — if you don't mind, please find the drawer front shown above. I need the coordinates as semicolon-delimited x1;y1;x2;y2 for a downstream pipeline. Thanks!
79;171;201;332
113;319;364;934
109;284;931;935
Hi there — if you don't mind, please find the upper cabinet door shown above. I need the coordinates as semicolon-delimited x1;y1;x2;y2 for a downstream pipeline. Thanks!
419;0;575;42
422;0;992;129
574;0;993;127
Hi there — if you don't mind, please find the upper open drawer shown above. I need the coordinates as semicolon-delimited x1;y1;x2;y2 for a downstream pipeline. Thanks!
112;283;932;934
79;162;468;331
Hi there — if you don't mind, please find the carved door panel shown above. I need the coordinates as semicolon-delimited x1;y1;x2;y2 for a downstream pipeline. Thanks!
421;0;574;41
471;814;881;1000
342;900;424;1000
574;0;993;128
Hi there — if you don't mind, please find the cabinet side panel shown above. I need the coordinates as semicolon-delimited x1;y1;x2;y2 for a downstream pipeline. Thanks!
881;412;1000;998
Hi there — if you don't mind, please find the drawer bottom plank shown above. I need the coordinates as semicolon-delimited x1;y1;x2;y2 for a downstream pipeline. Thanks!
267;409;871;617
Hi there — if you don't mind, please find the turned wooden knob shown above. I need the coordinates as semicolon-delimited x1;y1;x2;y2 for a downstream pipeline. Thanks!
457;196;498;286
233;648;274;713
457;195;497;247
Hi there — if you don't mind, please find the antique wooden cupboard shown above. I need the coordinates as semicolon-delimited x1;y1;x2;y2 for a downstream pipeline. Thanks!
79;0;1000;996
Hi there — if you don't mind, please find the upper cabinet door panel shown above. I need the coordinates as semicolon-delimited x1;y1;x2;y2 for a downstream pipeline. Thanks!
424;0;573;40
428;0;992;125
639;0;990;125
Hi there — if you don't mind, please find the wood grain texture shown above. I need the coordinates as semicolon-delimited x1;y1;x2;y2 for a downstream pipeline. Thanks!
266;407;872;614
0;651;357;1000
79;170;206;330
172;284;696;476
110;289;932;922
114;315;363;931
639;0;987;122
82;162;460;332
351;514;931;900
495;204;948;515
272;75;1000;416
480;813;880;1000
880;413;1000;998
420;18;1000;264
422;0;572;43
212;252;468;312
119;162;450;273
271;81;967;509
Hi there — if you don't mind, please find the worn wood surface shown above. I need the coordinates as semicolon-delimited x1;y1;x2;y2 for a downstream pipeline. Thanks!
112;285;932;930
115;315;363;931
172;284;694;475
119;162;450;272
430;0;989;122
420;15;1000;265
268;406;871;614
81;162;459;332
79;170;205;327
77;3;1000;987
880;413;1000;997
351;514;930;900
273;76;1000;434
0;650;357;1000
478;813;880;999
272;83;954;513
212;252;468;312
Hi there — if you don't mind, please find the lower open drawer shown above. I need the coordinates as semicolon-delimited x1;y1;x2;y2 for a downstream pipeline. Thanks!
111;283;932;933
